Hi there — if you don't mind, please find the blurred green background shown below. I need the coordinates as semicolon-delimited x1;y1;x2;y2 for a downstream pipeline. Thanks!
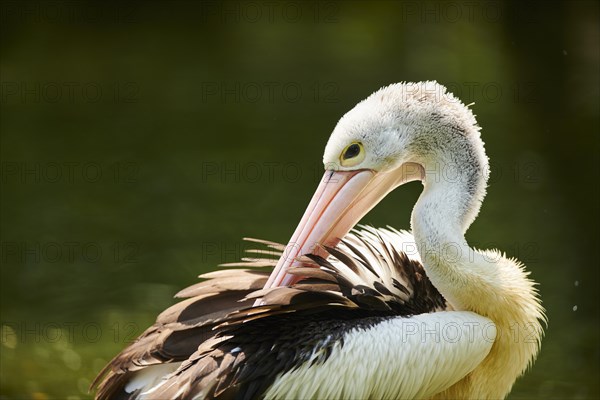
1;1;598;399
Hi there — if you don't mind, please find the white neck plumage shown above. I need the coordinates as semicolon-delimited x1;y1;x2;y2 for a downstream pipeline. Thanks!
411;143;489;312
410;141;544;398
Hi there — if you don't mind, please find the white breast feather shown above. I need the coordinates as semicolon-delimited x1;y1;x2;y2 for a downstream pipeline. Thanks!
263;311;496;400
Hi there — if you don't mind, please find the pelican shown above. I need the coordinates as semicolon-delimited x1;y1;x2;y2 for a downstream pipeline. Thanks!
93;81;545;399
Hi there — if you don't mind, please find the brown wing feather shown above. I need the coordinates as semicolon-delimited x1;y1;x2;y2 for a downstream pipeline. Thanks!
93;228;448;399
92;268;272;399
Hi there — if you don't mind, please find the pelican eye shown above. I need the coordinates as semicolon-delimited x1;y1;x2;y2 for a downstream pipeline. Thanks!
340;142;365;167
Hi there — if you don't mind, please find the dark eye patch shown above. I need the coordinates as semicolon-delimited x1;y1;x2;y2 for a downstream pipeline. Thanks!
343;143;361;159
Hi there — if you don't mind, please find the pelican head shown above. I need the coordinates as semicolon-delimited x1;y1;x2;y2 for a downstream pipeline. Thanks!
323;81;486;173
263;81;490;289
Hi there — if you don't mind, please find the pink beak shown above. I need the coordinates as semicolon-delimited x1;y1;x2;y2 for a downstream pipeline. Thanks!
261;163;424;290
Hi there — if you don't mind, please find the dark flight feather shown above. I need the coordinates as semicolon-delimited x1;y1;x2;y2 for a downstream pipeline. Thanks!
92;227;448;399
